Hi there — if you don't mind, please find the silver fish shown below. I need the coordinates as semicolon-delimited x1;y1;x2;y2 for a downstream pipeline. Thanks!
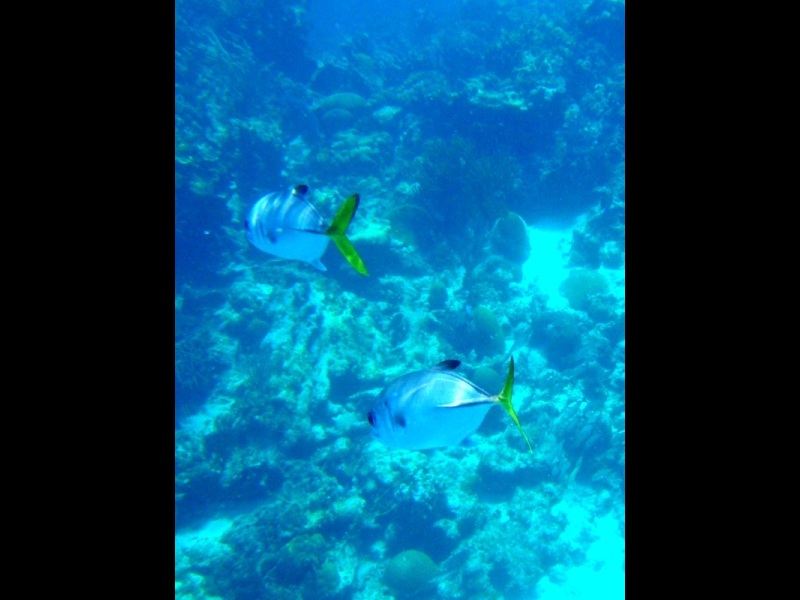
368;357;532;452
245;184;368;275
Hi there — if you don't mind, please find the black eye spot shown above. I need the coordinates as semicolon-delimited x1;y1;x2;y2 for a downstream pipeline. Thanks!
367;411;375;426
394;414;406;428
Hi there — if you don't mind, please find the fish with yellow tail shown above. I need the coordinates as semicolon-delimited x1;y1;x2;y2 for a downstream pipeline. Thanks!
367;356;532;452
245;184;368;276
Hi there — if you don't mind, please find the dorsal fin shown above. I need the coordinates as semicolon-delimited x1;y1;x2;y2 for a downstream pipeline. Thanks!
433;359;460;371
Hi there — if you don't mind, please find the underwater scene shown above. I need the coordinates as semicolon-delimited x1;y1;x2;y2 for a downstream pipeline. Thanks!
175;1;624;599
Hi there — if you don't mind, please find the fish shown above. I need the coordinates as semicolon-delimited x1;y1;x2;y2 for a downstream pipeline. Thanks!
367;356;532;452
244;184;368;275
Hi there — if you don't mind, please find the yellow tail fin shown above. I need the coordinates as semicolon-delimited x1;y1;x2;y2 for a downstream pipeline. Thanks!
326;194;368;276
497;356;533;453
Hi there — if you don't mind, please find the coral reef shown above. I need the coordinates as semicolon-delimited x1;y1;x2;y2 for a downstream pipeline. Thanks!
174;0;626;598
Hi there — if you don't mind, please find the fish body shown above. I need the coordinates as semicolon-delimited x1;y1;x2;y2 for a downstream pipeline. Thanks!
368;357;531;452
245;184;368;275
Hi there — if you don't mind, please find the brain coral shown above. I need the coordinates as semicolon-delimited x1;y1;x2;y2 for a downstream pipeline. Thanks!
383;549;439;598
559;268;609;313
314;92;368;112
472;305;506;357
471;365;502;394
490;212;531;264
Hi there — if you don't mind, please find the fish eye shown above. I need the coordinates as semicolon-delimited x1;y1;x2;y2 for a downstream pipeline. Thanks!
367;411;375;426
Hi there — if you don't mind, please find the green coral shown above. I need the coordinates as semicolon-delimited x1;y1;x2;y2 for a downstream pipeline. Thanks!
314;91;368;112
383;549;439;598
559;268;609;313
472;305;506;357
471;365;502;394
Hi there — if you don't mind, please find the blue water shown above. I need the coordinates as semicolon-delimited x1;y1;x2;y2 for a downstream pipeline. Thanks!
175;0;625;598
